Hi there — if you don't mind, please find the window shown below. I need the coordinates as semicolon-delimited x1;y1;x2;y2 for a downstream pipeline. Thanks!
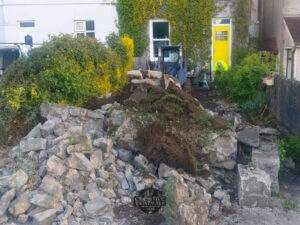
215;31;228;41
286;48;293;79
20;21;35;28
19;21;35;43
74;20;95;37
150;20;170;61
213;18;231;25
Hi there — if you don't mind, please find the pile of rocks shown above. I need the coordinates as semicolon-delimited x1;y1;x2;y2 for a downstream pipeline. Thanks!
0;103;232;225
127;70;181;90
236;126;280;207
203;98;281;209
0;94;283;224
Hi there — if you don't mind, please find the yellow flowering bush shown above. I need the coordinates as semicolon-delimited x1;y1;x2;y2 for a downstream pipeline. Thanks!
0;34;134;132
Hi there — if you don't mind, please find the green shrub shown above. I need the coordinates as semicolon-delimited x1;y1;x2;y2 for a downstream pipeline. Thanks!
279;140;287;174
0;34;133;143
280;136;300;171
216;51;277;110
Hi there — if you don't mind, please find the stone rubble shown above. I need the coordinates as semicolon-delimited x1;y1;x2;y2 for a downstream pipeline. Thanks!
0;101;283;225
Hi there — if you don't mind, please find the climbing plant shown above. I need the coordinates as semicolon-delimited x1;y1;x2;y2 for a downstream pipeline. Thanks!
116;0;216;62
231;0;254;64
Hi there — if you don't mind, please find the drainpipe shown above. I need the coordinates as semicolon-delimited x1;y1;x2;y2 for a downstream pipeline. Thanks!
291;46;296;80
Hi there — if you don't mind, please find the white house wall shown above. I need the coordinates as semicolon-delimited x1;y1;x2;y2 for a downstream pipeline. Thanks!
294;47;300;81
0;1;5;41
0;0;118;44
283;0;300;16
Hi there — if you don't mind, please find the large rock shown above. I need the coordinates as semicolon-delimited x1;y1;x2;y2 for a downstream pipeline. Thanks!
84;198;112;218
40;118;61;137
65;169;85;191
46;155;67;177
132;174;156;191
127;70;143;80
67;153;94;172
163;172;189;225
67;134;93;154
31;176;63;208
117;149;133;162
259;127;280;136
116;172;129;190
0;189;15;216
31;208;58;225
237;127;260;148
238;164;271;207
133;154;154;172
69;106;87;117
93;138;113;153
252;147;280;193
115;118;139;151
109;110;126;129
178;199;209;225
40;103;69;121
30;193;60;209
203;132;237;170
87;109;105;119
158;163;173;179
0;170;28;190
20;138;47;152
39;176;63;202
90;150;103;169
25;123;42;139
9;192;31;216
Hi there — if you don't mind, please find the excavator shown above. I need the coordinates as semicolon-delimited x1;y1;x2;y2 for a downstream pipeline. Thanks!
152;45;191;92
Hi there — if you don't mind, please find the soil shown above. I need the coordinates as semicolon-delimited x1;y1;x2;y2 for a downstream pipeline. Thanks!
124;84;229;176
114;205;167;225
191;88;221;110
137;122;202;175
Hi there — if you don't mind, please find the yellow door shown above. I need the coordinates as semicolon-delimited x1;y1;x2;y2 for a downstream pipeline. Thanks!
213;25;230;71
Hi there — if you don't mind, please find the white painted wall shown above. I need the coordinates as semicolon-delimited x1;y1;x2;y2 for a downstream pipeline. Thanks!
0;0;118;44
284;0;300;16
294;47;300;81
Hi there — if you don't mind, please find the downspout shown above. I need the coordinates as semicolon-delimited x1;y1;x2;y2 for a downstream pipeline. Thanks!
291;45;296;80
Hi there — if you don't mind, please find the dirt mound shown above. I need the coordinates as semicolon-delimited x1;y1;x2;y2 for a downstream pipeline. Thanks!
125;83;203;123
138;122;202;175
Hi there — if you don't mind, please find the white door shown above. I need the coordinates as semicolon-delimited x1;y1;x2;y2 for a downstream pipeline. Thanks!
19;21;35;43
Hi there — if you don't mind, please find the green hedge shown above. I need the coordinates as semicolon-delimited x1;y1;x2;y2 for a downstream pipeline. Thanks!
0;34;133;143
216;51;277;111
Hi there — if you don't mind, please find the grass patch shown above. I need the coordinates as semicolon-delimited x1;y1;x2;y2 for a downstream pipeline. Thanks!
282;199;300;211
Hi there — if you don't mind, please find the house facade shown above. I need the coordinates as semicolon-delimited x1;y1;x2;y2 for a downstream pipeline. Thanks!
136;0;259;71
0;0;118;44
259;0;300;81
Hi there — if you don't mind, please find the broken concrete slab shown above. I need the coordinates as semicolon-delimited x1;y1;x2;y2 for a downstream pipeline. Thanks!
0;189;15;216
259;127;280;136
203;132;237;170
84;198;112;218
236;127;260;148
20;138;47;153
31;208;58;225
252;148;280;193
238;164;271;207
67;153;94;172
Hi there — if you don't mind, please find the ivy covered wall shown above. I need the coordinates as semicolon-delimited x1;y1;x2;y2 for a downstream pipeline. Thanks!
116;0;216;62
116;0;255;66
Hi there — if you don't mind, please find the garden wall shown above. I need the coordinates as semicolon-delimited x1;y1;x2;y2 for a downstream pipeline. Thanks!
268;75;300;135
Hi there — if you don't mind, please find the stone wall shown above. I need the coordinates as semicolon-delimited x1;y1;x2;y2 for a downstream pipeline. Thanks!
268;75;300;135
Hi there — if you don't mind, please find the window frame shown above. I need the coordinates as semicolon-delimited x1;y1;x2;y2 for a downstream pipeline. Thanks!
211;17;232;71
286;48;293;79
19;21;35;28
149;19;170;61
74;20;95;38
